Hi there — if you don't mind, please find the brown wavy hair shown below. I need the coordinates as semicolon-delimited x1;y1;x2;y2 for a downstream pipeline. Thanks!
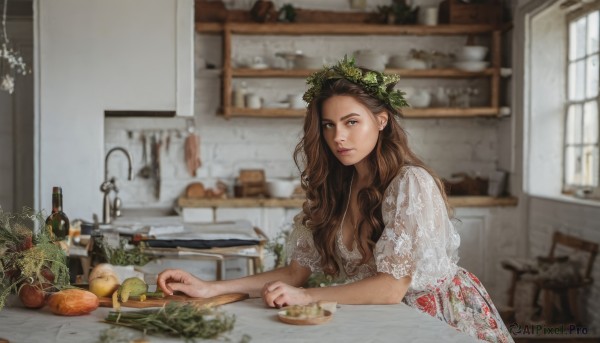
293;77;450;277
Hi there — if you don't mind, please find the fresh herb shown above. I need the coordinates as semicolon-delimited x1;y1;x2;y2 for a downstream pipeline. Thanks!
306;273;337;288
98;238;152;266
104;302;236;342
0;207;70;310
304;56;409;112
97;326;144;343
264;230;290;269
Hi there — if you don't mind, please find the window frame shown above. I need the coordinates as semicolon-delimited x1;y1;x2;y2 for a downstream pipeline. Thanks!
563;3;600;195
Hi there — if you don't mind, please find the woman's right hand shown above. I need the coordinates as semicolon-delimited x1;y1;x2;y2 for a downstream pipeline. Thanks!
156;269;216;298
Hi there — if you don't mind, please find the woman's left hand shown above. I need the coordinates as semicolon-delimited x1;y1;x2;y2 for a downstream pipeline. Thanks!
262;281;313;308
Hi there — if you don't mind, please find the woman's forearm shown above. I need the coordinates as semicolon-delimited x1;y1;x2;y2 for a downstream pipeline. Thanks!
212;261;311;298
305;273;411;305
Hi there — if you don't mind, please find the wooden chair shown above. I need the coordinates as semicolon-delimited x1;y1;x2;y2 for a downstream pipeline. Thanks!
502;231;598;324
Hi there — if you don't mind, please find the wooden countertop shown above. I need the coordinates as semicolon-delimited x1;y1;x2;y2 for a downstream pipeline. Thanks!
178;196;518;208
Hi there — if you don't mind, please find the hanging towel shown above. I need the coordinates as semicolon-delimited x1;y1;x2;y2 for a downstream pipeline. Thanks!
184;132;202;176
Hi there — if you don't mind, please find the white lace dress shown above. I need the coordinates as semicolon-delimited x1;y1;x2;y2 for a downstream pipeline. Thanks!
287;166;513;343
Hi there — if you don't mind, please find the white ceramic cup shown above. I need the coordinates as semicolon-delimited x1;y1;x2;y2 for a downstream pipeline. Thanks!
245;93;262;109
288;93;305;109
421;7;439;26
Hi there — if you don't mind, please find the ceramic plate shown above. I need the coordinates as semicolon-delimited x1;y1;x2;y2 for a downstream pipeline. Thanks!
277;309;333;325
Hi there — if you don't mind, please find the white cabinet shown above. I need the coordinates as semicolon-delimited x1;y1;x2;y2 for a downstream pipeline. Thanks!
453;213;486;279
87;0;194;116
36;0;194;219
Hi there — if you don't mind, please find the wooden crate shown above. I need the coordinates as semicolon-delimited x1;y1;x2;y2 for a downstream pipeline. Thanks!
438;0;503;26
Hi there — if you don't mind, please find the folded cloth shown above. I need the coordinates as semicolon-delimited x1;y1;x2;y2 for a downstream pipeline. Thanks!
150;220;259;241
146;239;260;249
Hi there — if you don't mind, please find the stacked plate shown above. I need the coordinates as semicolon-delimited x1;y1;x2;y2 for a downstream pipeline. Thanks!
453;46;489;72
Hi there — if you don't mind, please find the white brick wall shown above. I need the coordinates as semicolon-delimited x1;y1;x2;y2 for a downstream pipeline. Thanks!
103;0;513;302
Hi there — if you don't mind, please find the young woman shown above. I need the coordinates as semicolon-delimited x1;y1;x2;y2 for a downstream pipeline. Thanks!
157;57;513;343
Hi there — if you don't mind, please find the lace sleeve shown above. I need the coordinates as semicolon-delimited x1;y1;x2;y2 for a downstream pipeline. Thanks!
374;167;460;290
286;214;323;273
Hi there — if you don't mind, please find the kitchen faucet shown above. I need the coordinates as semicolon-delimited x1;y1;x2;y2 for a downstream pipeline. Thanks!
101;147;133;224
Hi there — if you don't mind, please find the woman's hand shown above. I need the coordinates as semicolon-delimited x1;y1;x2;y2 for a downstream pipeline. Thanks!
262;281;313;308
156;269;216;298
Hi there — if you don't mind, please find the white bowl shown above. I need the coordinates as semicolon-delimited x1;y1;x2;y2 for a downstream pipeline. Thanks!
456;46;488;62
453;61;489;72
391;58;427;69
266;179;299;198
407;90;431;108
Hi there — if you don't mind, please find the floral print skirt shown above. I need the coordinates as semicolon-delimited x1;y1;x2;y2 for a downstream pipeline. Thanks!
403;267;514;343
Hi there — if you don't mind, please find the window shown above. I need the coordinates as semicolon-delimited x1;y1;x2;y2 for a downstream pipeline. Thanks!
565;9;600;190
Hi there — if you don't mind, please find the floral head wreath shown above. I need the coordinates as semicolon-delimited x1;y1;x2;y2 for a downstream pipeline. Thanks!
303;56;409;111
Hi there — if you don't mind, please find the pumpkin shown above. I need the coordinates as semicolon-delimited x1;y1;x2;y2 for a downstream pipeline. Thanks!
47;289;99;316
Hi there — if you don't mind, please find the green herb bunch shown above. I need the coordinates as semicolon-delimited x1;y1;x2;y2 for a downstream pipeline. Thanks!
265;230;290;270
0;207;70;310
105;302;236;342
303;56;409;111
98;238;152;266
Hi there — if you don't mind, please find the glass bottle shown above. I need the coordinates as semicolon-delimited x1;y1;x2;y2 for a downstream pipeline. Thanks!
45;186;70;241
233;81;247;108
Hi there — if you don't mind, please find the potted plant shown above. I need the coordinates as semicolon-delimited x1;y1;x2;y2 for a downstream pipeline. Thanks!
377;0;419;25
0;208;70;310
94;238;152;281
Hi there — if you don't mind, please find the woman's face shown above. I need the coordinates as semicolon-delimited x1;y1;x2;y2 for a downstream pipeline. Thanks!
321;95;387;167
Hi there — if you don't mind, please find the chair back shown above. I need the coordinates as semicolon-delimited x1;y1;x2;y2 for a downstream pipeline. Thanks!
549;231;599;280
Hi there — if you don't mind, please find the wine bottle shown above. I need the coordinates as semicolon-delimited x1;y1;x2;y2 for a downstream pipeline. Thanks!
45;186;70;241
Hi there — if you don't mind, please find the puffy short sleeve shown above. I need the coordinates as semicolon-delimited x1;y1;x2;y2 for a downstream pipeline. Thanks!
374;166;460;290
286;213;323;273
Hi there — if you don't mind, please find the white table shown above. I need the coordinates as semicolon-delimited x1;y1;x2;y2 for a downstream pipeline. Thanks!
0;297;479;342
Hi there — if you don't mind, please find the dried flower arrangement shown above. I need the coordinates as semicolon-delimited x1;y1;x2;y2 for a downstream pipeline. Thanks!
0;208;70;310
0;0;30;94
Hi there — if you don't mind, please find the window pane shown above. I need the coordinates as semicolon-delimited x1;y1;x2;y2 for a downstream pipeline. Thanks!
565;146;582;185
588;11;599;55
570;16;587;60
582;145;598;186
569;60;586;100
587;55;599;98
583;101;598;144
566;104;582;144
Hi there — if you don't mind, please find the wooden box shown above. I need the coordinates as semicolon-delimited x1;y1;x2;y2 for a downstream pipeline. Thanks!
234;169;267;197
195;0;228;22
438;0;503;26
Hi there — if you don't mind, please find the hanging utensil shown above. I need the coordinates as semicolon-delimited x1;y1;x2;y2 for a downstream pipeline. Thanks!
151;132;162;199
138;131;152;179
184;121;201;177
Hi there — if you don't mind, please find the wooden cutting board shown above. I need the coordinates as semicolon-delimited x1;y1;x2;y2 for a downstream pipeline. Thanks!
98;292;249;309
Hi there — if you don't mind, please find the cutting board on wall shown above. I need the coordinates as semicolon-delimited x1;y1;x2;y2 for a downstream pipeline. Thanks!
98;292;249;309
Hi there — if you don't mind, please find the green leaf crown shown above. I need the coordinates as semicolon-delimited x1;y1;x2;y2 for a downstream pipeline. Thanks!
303;56;409;111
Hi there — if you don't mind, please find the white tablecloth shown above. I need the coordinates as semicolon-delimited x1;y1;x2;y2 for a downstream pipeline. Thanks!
0;297;479;342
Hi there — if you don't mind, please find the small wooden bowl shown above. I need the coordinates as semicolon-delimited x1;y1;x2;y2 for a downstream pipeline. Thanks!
277;309;333;325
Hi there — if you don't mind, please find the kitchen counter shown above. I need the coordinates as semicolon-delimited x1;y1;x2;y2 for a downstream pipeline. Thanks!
0;297;478;343
178;195;519;208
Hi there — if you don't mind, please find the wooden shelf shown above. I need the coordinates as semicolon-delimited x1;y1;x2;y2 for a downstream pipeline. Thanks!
403;107;499;118
228;107;305;118
204;21;505;120
196;23;500;35
178;196;518;208
224;107;499;118
232;68;495;78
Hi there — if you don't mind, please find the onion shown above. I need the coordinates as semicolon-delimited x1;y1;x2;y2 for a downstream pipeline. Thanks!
47;289;99;316
89;263;118;283
18;283;46;309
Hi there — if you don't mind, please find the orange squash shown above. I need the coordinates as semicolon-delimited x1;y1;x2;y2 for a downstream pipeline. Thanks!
47;289;99;316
